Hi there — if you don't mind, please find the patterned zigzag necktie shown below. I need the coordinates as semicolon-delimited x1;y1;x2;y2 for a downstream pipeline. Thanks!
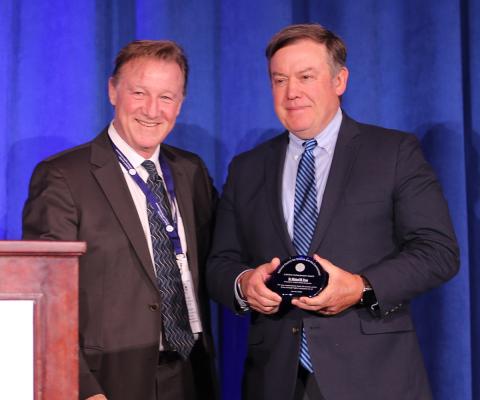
142;160;194;359
293;139;318;373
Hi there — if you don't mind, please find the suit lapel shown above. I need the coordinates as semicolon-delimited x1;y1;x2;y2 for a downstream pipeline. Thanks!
90;131;158;289
310;115;361;252
265;133;297;255
160;146;200;289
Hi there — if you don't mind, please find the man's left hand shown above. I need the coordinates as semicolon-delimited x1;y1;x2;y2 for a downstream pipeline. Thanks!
291;254;364;315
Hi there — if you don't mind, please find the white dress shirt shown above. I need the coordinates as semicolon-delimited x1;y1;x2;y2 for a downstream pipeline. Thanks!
108;122;202;343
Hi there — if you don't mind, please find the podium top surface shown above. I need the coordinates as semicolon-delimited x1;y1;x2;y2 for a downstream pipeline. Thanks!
0;241;86;256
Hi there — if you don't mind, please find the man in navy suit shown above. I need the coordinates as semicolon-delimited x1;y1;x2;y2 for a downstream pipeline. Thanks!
207;24;459;400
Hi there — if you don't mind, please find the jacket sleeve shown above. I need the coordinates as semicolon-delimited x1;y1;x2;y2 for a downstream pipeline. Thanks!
22;161;105;399
206;158;253;312
362;134;460;317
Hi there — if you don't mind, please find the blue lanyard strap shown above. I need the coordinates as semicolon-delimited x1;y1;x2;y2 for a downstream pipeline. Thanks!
111;141;184;255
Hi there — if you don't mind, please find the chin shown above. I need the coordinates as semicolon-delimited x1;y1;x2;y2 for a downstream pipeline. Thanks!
287;124;311;134
285;117;311;129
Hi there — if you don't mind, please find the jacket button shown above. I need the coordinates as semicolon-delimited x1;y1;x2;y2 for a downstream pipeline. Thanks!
292;327;300;335
149;303;159;311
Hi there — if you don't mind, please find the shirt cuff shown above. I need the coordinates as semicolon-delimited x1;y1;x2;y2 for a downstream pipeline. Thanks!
234;269;253;312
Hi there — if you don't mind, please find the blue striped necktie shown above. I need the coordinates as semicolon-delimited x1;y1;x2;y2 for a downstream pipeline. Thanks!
142;160;194;359
293;139;318;373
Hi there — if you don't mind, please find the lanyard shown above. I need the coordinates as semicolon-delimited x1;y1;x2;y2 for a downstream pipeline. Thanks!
111;142;184;256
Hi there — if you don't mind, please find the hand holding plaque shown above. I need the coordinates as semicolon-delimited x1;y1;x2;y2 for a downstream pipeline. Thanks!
266;255;329;299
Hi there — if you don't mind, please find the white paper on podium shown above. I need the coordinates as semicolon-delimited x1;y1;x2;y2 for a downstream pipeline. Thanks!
0;300;34;400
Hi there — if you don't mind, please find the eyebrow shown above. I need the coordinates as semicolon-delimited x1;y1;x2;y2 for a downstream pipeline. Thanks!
297;67;315;74
271;67;316;77
128;84;179;96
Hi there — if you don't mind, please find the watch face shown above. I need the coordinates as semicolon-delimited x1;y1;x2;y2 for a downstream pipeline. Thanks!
362;288;376;306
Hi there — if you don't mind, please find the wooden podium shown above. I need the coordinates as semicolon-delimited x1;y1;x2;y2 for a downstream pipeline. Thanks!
0;241;86;400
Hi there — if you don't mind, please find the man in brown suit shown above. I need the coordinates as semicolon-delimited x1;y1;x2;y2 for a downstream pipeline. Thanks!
23;40;217;400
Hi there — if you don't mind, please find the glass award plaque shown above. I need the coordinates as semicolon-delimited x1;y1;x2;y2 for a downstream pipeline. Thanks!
267;255;328;298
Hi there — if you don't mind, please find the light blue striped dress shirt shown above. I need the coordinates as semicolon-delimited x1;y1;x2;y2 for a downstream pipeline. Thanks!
234;108;343;309
282;108;343;239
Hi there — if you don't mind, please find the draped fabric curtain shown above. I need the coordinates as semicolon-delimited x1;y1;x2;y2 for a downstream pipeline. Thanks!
1;1;478;399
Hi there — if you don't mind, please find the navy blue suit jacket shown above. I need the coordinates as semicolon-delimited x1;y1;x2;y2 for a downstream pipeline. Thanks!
207;114;459;400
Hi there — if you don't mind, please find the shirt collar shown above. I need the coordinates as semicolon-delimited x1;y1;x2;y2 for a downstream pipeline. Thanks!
107;122;161;169
288;108;343;155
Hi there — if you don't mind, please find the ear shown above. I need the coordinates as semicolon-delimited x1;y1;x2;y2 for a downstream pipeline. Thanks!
175;96;184;117
108;77;117;106
334;67;349;96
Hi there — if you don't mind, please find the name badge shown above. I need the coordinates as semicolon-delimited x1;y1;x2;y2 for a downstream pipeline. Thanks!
176;254;202;334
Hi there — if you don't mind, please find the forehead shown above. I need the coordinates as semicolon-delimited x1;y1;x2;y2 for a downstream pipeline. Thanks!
116;56;184;84
270;39;330;71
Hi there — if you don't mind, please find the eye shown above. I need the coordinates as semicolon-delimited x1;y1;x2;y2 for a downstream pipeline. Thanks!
273;78;287;86
301;74;314;81
160;95;174;103
132;91;144;97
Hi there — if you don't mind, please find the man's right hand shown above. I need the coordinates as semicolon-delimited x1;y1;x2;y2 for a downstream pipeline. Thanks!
238;257;282;314
86;395;107;400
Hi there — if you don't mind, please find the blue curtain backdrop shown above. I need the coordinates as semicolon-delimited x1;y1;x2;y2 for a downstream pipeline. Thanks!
1;1;479;399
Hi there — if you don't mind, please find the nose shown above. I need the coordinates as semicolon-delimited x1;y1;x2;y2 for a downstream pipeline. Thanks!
286;80;301;100
142;97;159;119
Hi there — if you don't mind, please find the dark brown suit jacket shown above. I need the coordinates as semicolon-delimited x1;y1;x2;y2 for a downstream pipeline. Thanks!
23;129;218;400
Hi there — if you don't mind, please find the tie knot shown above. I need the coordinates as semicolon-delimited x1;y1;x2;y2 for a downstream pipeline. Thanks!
142;160;159;179
303;139;317;152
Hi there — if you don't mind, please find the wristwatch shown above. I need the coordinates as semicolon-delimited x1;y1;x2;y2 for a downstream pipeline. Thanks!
359;276;380;315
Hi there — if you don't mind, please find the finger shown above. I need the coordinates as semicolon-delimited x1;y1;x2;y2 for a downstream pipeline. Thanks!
292;297;322;311
243;275;281;303
251;303;280;314
292;299;338;314
313;254;336;273
246;282;282;306
253;307;278;315
294;291;331;306
253;293;282;307
245;279;281;302
262;304;280;314
263;257;281;274
317;307;336;315
254;285;282;303
292;290;334;309
257;261;283;302
292;302;320;312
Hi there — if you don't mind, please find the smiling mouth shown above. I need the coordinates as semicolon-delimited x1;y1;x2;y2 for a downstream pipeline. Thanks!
136;119;160;128
286;105;308;111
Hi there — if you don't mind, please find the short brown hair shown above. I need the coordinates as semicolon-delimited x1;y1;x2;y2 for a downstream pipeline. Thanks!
112;40;189;95
266;24;347;74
